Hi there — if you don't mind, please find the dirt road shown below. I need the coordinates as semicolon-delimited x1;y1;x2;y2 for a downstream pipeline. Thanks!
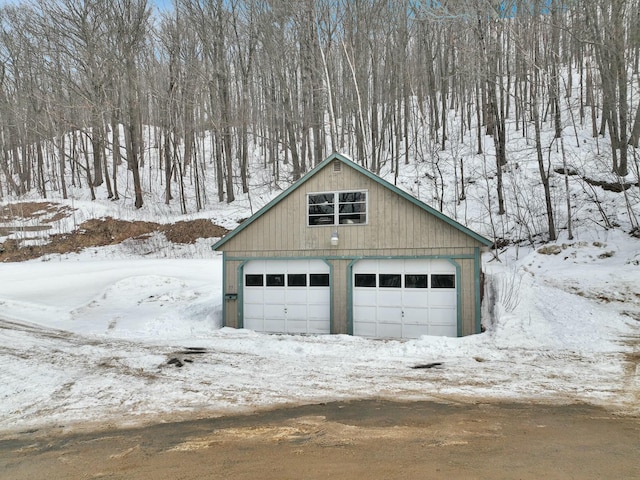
1;399;639;480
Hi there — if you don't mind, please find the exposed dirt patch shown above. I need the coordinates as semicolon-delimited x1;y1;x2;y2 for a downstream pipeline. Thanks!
164;219;227;244
0;202;75;223
0;214;228;263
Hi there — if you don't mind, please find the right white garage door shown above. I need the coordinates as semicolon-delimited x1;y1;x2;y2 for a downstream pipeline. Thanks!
352;259;457;338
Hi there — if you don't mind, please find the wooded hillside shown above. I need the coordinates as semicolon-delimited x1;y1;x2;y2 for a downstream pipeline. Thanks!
1;0;639;243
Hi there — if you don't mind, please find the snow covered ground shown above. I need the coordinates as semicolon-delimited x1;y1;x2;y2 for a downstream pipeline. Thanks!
1;213;639;438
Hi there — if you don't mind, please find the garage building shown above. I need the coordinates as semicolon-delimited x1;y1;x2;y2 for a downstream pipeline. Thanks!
212;153;492;339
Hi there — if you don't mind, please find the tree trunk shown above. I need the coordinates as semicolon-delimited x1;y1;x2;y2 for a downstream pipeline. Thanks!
128;123;144;209
629;97;640;148
532;93;557;241
91;112;104;187
111;112;121;201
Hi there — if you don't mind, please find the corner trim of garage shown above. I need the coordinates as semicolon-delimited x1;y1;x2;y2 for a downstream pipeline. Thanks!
474;247;482;334
222;251;227;328
237;260;246;329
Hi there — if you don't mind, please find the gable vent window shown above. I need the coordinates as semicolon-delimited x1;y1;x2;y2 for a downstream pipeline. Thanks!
333;160;342;173
308;190;367;226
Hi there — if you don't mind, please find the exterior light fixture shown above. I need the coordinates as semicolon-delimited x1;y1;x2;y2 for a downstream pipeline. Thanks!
330;230;339;246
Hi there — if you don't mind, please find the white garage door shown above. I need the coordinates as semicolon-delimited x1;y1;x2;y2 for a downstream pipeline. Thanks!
353;259;457;338
243;259;330;334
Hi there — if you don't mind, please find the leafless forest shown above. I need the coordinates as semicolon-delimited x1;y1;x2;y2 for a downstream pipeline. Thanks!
1;0;639;242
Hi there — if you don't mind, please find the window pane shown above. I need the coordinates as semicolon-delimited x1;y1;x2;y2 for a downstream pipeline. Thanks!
309;215;335;225
310;274;330;287
309;194;336;226
339;192;366;202
266;274;285;287
308;193;334;205
355;274;376;287
287;274;306;287
379;274;401;288
405;274;428;288
338;191;366;224
245;274;264;287
431;274;455;289
339;213;366;224
338;202;366;213
309;204;335;215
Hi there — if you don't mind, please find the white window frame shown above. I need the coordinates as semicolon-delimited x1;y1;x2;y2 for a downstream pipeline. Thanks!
307;190;368;226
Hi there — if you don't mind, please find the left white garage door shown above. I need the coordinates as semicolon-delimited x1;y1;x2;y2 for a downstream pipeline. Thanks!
243;259;331;334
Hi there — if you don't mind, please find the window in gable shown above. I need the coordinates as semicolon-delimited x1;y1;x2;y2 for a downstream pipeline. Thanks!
338;191;367;224
308;193;335;225
308;191;367;226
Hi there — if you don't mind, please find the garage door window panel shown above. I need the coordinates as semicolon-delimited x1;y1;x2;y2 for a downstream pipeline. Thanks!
245;274;264;287
405;274;428;288
310;274;330;286
287;274;307;287
355;274;376;287
431;274;455;289
379;274;401;288
266;274;285;287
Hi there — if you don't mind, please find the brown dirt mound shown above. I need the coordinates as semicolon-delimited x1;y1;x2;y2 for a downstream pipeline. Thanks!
164;219;227;244
0;216;229;263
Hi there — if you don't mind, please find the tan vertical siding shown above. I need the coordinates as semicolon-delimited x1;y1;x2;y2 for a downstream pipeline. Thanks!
455;258;472;335
329;259;349;333
224;259;242;328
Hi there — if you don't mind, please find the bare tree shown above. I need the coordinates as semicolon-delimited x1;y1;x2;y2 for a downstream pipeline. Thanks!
111;0;150;208
584;1;630;176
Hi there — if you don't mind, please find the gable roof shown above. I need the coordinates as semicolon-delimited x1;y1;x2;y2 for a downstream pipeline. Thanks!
212;152;493;250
